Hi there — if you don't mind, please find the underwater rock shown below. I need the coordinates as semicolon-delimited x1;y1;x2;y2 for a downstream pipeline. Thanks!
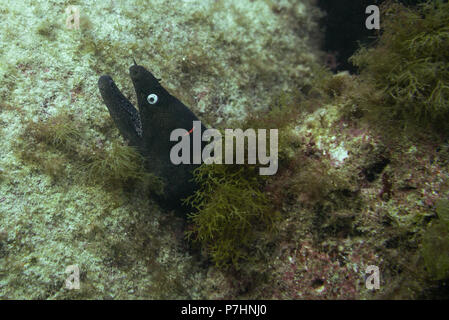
360;144;390;182
98;62;206;212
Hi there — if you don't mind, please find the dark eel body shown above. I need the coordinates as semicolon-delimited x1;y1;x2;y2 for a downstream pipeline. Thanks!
98;62;206;213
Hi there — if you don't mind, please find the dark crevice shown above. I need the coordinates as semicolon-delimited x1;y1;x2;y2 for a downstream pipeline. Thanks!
316;0;430;73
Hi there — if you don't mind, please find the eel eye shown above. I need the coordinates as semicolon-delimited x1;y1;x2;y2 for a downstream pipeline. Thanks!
147;93;158;104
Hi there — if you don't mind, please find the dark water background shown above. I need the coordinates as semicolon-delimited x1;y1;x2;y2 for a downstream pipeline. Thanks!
317;0;435;73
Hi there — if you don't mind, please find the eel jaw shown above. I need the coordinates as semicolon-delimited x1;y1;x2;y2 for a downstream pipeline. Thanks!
98;75;143;147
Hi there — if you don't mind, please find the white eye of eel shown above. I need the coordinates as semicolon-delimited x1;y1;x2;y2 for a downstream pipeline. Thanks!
147;93;158;104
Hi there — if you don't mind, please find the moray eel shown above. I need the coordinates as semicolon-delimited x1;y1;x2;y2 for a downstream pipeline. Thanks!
98;61;206;213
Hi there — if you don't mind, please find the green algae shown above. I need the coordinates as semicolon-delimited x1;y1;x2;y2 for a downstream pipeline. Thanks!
16;110;163;193
422;221;449;280
350;0;449;131
420;199;449;281
81;141;164;194
185;163;279;270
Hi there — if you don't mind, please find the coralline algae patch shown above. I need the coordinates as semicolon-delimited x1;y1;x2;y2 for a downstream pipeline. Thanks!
295;102;351;167
0;0;322;299
328;144;349;166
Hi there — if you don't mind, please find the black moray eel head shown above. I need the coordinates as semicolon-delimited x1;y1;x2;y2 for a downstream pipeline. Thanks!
129;63;164;109
98;62;207;214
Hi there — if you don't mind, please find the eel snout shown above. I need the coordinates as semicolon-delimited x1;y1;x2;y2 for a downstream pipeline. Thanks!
98;75;116;94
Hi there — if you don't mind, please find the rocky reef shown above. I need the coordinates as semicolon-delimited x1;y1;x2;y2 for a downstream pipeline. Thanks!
1;0;448;300
0;0;322;299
